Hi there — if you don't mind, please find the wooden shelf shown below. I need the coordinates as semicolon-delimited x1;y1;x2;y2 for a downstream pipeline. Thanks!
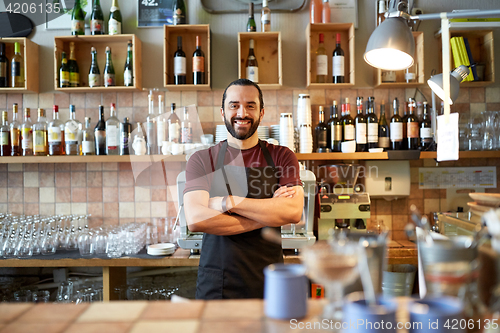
0;37;39;93
296;152;388;160
0;155;188;164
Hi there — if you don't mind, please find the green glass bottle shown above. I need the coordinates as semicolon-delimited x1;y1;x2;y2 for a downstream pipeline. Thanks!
104;46;115;87
68;42;80;87
246;2;256;32
108;0;122;35
124;41;133;87
11;42;24;88
88;47;100;88
172;0;186;25
59;52;70;88
90;0;104;35
71;0;85;36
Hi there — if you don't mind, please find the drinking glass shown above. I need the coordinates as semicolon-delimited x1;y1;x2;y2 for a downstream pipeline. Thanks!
107;230;123;258
56;281;74;303
482;111;496;151
468;114;483;151
13;289;32;302
78;229;94;257
32;290;50;303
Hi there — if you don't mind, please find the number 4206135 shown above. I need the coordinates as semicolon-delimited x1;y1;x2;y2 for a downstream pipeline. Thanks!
6;2;61;14
444;319;498;330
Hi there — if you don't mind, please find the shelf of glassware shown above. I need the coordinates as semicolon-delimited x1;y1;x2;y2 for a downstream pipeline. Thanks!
296;151;500;161
0;37;39;93
0;155;188;164
53;34;142;92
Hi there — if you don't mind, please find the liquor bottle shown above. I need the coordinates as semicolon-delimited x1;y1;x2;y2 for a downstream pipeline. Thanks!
0;42;8;87
71;0;85;35
157;95;166;154
377;0;386;27
104;46;115;87
65;105;81;155
366;96;379;149
378;101;390;151
120;117;131;155
124;41;133;87
181;107;192;144
327;101;342;152
146;93;156;155
21;108;33;156
261;0;271;32
246;39;258;83
133;122;146;155
247;2;256;32
401;99;409;149
106;103;120;155
68;42;80;87
108;0;122;35
309;0;322;24
315;106;328;152
174;36;186;85
81;117;95;156
33;108;48;156
420;102;433;150
94;105;106;155
88;47;100;88
332;33;345;84
316;33;327;83
355;97;367;152
406;98;419;150
192;36;205;85
0;111;10;156
342;98;355;142
10;103;21;156
59;52;70;88
168;103;181;143
322;0;331;23
172;0;187;25
11;42;24;88
48;105;65;156
390;98;403;150
90;0;104;35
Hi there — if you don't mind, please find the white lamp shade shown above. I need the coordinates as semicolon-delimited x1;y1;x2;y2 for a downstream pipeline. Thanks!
427;65;470;105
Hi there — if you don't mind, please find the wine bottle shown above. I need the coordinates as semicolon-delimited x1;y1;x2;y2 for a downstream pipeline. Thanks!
378;101;390;151
366;96;379;149
88;47;100;88
390;98;403;150
71;0;85;35
104;46;115;87
327;101;342;152
316;33;327;83
10;103;20;156
68;42;80;87
0;111;10;156
181;107;192;144
59;51;70;88
120;117;131;155
157;95;166;154
94;105;106;155
355;97;367;152
174;36;186;85
309;0;322;24
406;98;419;150
21;108;33;156
33;108;48;156
48;105;65;156
332;33;345;84
322;0;331;23
124;41;133;87
342;98;355;142
146;93;156;155
193;36;205;85
168;103;181;143
261;0;271;32
420;102;433;150
246;2;256;32
315;106;328;152
0;42;8;87
65;105;81;156
401;99;409;149
11;42;24;88
82;117;95;156
90;0;104;35
172;0;187;25
108;0;122;35
246;39;258;83
377;0;387;27
106;103;120;155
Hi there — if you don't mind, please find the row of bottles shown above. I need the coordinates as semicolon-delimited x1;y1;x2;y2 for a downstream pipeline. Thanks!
0;42;24;88
315;33;344;84
172;36;205;85
314;97;434;152
71;0;122;35
58;41;133;88
246;1;271;32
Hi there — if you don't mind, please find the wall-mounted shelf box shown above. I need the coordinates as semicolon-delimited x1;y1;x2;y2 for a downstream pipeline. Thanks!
0;37;39;93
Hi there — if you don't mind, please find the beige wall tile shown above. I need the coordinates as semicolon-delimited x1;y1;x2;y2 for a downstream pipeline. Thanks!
165;91;182;107
135;187;151;202
24;188;39;203
151;202;167;217
70;93;85;107
39;172;55;187
56;203;71;215
135;202;151;218
0;188;6;202
486;87;500;103
103;171;118;187
40;203;55;215
23;172;39;187
71;203;87;215
23;93;38;108
119;202;135;218
181;91;197;106
24;203;39;215
197;106;214;122
470;102;486;115
103;162;118;171
38;93;54;108
39;187;55;203
8;164;22;172
8;172;22;187
0;204;6;213
55;172;71;187
87;162;102;171
8;188;23;203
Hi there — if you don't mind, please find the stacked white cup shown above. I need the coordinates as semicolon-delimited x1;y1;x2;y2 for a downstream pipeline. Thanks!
279;113;295;152
297;94;313;153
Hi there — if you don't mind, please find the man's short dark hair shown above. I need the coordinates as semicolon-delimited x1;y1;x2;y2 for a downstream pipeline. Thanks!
221;79;264;111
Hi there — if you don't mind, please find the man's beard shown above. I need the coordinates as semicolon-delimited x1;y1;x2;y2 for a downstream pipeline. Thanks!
224;113;260;140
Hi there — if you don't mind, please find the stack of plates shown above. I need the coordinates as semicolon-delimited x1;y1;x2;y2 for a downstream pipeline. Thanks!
147;243;176;256
257;126;269;140
270;125;280;143
215;124;227;142
467;193;500;216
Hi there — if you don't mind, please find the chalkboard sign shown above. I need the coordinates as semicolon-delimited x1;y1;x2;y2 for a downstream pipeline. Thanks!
137;0;174;27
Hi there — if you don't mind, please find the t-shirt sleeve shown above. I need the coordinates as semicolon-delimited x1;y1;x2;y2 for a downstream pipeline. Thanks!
276;146;302;187
184;150;212;194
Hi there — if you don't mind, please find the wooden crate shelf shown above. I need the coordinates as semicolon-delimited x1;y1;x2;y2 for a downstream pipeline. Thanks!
306;23;354;88
0;37;39;93
53;34;142;92
238;32;282;90
164;24;211;91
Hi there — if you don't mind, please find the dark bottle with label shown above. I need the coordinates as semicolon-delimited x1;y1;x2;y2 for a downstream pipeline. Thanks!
59;52;70;88
174;36;186;85
124;41;133;87
327;101;342;152
355;97;367;152
94;105;106;155
378;101;390;151
406;98;419;150
420;102;433;150
193;36;205;85
247;2;257;32
390;98;403;150
342;98;355;143
10;103;21;156
120;117;131;155
366;96;378;149
401;99;409;150
332;33;345;83
172;0;187;25
90;0;104;35
68;43;80;87
0;42;8;87
0;111;10;156
315;106;328;152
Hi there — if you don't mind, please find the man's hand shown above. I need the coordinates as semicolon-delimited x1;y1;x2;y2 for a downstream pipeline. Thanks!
273;186;296;198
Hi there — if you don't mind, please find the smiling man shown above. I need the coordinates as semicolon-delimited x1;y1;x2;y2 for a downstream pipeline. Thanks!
183;78;304;299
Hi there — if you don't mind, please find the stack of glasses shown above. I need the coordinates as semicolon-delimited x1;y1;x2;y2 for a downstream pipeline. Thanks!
279;113;295;152
297;94;313;153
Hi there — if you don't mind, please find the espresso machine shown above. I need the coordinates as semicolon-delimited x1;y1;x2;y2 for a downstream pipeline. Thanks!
315;164;371;240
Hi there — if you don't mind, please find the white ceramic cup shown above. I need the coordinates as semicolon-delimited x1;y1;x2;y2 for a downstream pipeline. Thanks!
170;143;185;155
342;141;356;153
162;141;172;155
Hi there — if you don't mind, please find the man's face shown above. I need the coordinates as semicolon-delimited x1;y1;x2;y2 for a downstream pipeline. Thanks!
221;85;264;140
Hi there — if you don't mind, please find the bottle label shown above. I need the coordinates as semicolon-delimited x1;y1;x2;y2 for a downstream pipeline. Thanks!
108;19;121;35
381;70;396;83
71;20;84;34
124;70;133;86
90;19;103;33
169;122;180;143
66;120;79;134
60;71;70;86
344;124;355;141
378;136;390;148
316;55;328;76
89;73;100;87
367;123;379;143
407;122;419;138
246;66;259;83
193;56;205;72
104;73;115;87
10;128;19;146
390;122;403;141
174;57;186;75
332;55;344;77
157;121;166;146
0;132;8;146
333;124;342;141
356;123;367;144
70;72;79;87
48;127;62;143
106;125;118;148
34;130;46;152
12;62;20;77
317;131;327;148
262;13;270;24
405;71;416;81
121;133;129;149
420;127;432;139
21;128;32;149
82;140;94;153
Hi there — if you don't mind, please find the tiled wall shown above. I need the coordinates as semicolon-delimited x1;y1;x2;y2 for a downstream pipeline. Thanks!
1;86;500;238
